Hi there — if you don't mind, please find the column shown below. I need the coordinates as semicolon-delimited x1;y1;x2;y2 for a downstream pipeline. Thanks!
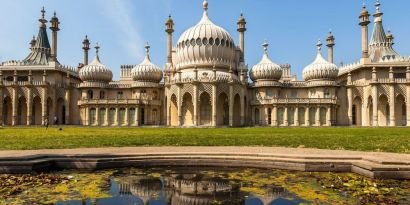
284;107;288;126
305;107;310;126
11;87;17;126
177;86;182;126
85;107;89;126
27;88;32;125
347;87;353;125
212;84;217;126
264;106;269;126
326;106;331;126
315;106;320;126
362;88;368;126
125;107;129;126
135;106;140;126
105;107;109;126
193;84;198;126
272;106;277;126
240;90;245;126
65;90;70;125
372;86;378;126
115;107;119;126
295;107;299;126
166;92;171;126
95;107;99;126
407;85;410;126
0;87;3;125
41;87;47;125
229;85;233;126
389;85;395;126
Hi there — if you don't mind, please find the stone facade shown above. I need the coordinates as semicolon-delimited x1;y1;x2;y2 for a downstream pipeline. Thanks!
1;1;409;127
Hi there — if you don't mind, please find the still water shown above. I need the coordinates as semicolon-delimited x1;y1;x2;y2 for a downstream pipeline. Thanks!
0;167;409;205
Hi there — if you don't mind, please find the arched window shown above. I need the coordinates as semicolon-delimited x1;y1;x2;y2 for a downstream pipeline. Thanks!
87;90;93;99
324;89;330;98
117;91;124;99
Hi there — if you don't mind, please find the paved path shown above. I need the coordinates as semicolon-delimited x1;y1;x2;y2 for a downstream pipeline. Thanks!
0;147;409;179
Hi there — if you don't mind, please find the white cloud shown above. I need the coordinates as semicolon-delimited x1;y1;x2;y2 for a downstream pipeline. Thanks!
98;0;144;60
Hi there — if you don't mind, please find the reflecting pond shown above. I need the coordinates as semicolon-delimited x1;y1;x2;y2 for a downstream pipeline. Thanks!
0;167;409;205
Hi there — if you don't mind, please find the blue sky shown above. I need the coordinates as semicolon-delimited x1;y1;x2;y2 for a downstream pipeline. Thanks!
0;0;409;80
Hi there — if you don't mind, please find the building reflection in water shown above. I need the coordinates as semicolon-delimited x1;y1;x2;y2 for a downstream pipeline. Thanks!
117;171;289;205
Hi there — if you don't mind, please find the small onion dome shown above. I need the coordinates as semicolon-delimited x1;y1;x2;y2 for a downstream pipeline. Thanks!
303;40;338;81
79;43;113;83
250;41;282;82
131;43;163;83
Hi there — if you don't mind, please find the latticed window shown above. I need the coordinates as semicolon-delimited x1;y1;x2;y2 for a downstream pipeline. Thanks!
119;108;126;125
129;108;136;125
266;89;273;99
99;108;106;125
89;108;96;125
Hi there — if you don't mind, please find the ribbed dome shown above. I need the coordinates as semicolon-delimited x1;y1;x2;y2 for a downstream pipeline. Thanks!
250;42;282;82
175;0;236;70
131;43;163;83
79;44;113;83
302;40;338;81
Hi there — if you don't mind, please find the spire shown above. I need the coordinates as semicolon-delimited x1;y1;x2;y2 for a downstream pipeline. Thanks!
316;39;322;53
93;43;101;63
262;40;269;56
374;0;383;22
199;0;211;23
23;7;51;65
143;42;151;63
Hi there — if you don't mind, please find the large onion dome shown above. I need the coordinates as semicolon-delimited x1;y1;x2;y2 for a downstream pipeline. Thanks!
250;41;282;82
175;0;236;70
79;44;113;83
131;43;163;83
302;40;338;81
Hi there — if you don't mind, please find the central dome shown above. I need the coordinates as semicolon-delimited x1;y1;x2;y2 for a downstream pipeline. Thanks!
175;0;236;70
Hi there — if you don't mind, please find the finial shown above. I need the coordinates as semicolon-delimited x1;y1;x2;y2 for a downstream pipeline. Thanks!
95;43;100;56
53;11;57;17
262;40;269;55
316;39;322;52
41;7;45;19
203;0;208;11
145;42;151;56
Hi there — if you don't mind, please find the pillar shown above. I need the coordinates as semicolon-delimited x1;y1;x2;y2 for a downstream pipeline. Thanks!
326;106;331;126
240;89;245;126
115;107;119;126
177;86;182;126
11;87;17;126
362;88;368;126
347;87;353;125
105;107;109;126
85;107;89;126
212;84;217;126
0;87;3;125
193;84;198;126
315;106;320;126
284;107;288;126
125;107;129;126
135;106;140;126
41;87;47;125
229;85;234;126
95;107;99;126
295;107;299;126
65;90;70;125
272;106;277;126
305;107;310;126
372;86;378;126
389;84;395;126
27;88;32;125
264;106;269;126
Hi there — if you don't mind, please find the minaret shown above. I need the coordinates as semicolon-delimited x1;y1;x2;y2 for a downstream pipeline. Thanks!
82;35;90;65
50;11;60;62
165;15;174;65
359;3;370;62
237;12;246;62
326;31;335;64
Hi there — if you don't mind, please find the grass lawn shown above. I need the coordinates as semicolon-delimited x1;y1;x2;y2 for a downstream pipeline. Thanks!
0;127;409;153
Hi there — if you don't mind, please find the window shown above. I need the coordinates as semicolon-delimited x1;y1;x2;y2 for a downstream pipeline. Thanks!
209;38;214;45
324;89;330;98
202;38;208;46
291;90;298;98
100;91;105;99
5;76;13;81
266;88;273;99
215;38;220;46
394;73;406;79
196;38;202;46
87;90;93;99
17;76;28;81
117;91;124;99
310;89;316;98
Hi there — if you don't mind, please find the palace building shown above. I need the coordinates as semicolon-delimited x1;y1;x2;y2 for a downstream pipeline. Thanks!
1;0;409;127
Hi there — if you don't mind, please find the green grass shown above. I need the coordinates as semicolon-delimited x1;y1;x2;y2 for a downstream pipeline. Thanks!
0;127;409;153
